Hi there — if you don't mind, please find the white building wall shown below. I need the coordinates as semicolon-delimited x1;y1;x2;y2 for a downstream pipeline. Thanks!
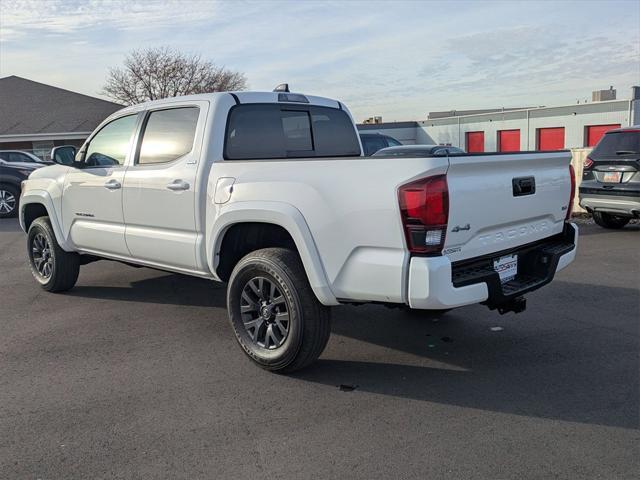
417;99;635;150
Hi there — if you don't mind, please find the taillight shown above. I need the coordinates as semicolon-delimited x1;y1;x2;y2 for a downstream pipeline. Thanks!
566;164;575;221
583;156;594;169
398;174;449;254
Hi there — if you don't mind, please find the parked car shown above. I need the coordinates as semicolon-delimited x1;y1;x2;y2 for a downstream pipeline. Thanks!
0;159;42;218
0;150;50;165
373;145;465;157
19;89;577;372
359;133;402;155
579;125;640;229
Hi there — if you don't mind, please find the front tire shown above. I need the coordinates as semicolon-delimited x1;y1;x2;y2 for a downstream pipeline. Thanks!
593;211;630;229
227;248;331;373
27;217;80;292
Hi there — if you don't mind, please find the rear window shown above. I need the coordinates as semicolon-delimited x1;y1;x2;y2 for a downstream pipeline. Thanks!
225;104;361;160
591;131;640;159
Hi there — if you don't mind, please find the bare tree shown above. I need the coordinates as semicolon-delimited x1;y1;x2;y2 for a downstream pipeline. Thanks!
103;46;247;105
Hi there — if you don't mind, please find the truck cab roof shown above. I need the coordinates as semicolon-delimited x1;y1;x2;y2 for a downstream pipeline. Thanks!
117;91;343;115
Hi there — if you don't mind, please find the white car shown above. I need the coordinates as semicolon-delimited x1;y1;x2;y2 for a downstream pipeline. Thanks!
19;88;578;372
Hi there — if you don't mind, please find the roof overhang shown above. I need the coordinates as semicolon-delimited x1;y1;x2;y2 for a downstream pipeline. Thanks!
0;132;92;143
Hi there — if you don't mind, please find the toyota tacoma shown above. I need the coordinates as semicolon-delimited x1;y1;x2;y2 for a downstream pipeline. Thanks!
19;87;578;372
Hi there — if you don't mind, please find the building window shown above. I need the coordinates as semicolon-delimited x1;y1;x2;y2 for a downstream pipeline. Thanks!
32;141;55;161
465;131;484;153
585;124;621;147
497;129;520;152
536;127;565;150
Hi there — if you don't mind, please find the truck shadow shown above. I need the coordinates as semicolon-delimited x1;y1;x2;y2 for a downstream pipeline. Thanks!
68;272;228;308
295;280;639;430
67;267;638;430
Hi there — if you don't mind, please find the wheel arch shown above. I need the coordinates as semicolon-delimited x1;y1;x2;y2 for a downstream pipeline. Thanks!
208;202;338;306
19;190;72;251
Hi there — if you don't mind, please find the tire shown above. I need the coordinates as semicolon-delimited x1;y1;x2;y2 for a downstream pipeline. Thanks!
27;216;80;292
0;184;19;218
592;211;630;229
227;248;331;373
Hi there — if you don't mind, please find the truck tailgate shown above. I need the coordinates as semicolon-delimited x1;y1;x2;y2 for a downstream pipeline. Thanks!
444;152;572;262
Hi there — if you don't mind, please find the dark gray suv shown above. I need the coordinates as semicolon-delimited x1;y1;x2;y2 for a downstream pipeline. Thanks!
579;126;640;229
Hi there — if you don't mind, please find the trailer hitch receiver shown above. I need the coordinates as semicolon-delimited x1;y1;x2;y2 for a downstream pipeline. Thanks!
496;296;527;315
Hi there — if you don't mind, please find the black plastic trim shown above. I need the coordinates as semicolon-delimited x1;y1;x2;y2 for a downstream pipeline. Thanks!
229;93;240;105
451;224;576;308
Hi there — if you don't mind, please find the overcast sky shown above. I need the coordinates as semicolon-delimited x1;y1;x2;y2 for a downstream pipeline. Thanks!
1;0;639;121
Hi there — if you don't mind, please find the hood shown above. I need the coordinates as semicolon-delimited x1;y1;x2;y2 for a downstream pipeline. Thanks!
2;161;44;170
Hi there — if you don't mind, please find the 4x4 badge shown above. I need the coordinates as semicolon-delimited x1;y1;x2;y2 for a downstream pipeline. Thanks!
451;224;470;232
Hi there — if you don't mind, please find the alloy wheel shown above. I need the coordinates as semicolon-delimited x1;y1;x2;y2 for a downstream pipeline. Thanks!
31;233;53;279
0;189;16;214
240;276;290;349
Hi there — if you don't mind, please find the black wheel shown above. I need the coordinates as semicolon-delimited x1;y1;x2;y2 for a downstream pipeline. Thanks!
592;211;630;229
227;248;331;373
27;217;80;292
0;184;19;218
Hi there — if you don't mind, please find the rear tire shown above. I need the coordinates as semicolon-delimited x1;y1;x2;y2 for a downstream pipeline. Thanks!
27;217;80;292
227;248;331;373
0;184;19;218
592;211;630;229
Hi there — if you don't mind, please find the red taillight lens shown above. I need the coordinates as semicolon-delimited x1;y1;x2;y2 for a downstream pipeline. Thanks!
566;164;575;221
583;156;594;169
399;174;449;254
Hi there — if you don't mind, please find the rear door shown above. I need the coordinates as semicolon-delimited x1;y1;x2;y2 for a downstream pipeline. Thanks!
122;102;208;271
444;152;572;262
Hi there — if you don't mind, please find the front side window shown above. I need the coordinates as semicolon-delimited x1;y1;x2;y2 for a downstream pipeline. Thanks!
225;104;360;160
84;114;138;167
138;107;200;164
2;152;36;163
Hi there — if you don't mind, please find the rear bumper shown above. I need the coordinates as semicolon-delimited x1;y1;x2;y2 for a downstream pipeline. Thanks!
579;191;640;217
407;223;578;310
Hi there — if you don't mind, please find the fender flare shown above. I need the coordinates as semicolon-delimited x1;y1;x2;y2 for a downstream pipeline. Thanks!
19;190;73;251
208;201;339;306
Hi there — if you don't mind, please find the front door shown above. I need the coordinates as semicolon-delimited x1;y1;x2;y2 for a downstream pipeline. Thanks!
122;104;206;271
61;113;140;256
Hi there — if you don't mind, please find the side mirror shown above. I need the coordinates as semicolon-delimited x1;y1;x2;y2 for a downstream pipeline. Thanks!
51;145;77;166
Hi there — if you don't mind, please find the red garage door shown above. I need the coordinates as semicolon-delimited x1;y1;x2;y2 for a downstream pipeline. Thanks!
466;131;484;152
586;124;621;147
537;127;565;150
498;129;520;152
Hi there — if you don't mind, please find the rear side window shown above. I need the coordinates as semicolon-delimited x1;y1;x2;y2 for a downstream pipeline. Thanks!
386;136;402;147
138;107;199;164
360;135;387;156
591;131;640;159
225;104;360;160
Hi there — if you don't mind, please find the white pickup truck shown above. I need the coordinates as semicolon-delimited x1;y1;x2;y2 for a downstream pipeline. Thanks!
19;88;578;372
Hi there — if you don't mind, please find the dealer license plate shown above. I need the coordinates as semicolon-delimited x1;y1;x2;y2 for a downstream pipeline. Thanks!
602;171;622;183
493;254;518;283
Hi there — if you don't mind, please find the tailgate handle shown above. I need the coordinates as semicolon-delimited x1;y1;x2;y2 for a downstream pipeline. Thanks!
512;176;535;197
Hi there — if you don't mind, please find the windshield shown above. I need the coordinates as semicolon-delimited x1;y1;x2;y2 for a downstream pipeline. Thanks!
591;131;640;158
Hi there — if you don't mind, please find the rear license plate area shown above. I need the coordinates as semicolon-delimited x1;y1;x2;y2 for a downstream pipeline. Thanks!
602;171;622;183
493;254;518;283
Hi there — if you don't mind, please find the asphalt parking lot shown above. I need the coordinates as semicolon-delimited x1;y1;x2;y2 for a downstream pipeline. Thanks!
1;217;638;479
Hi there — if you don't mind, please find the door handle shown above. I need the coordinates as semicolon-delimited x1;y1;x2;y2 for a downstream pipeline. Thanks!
166;179;190;191
104;179;121;190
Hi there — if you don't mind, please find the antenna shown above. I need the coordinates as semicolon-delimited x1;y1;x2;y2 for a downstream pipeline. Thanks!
273;83;290;93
